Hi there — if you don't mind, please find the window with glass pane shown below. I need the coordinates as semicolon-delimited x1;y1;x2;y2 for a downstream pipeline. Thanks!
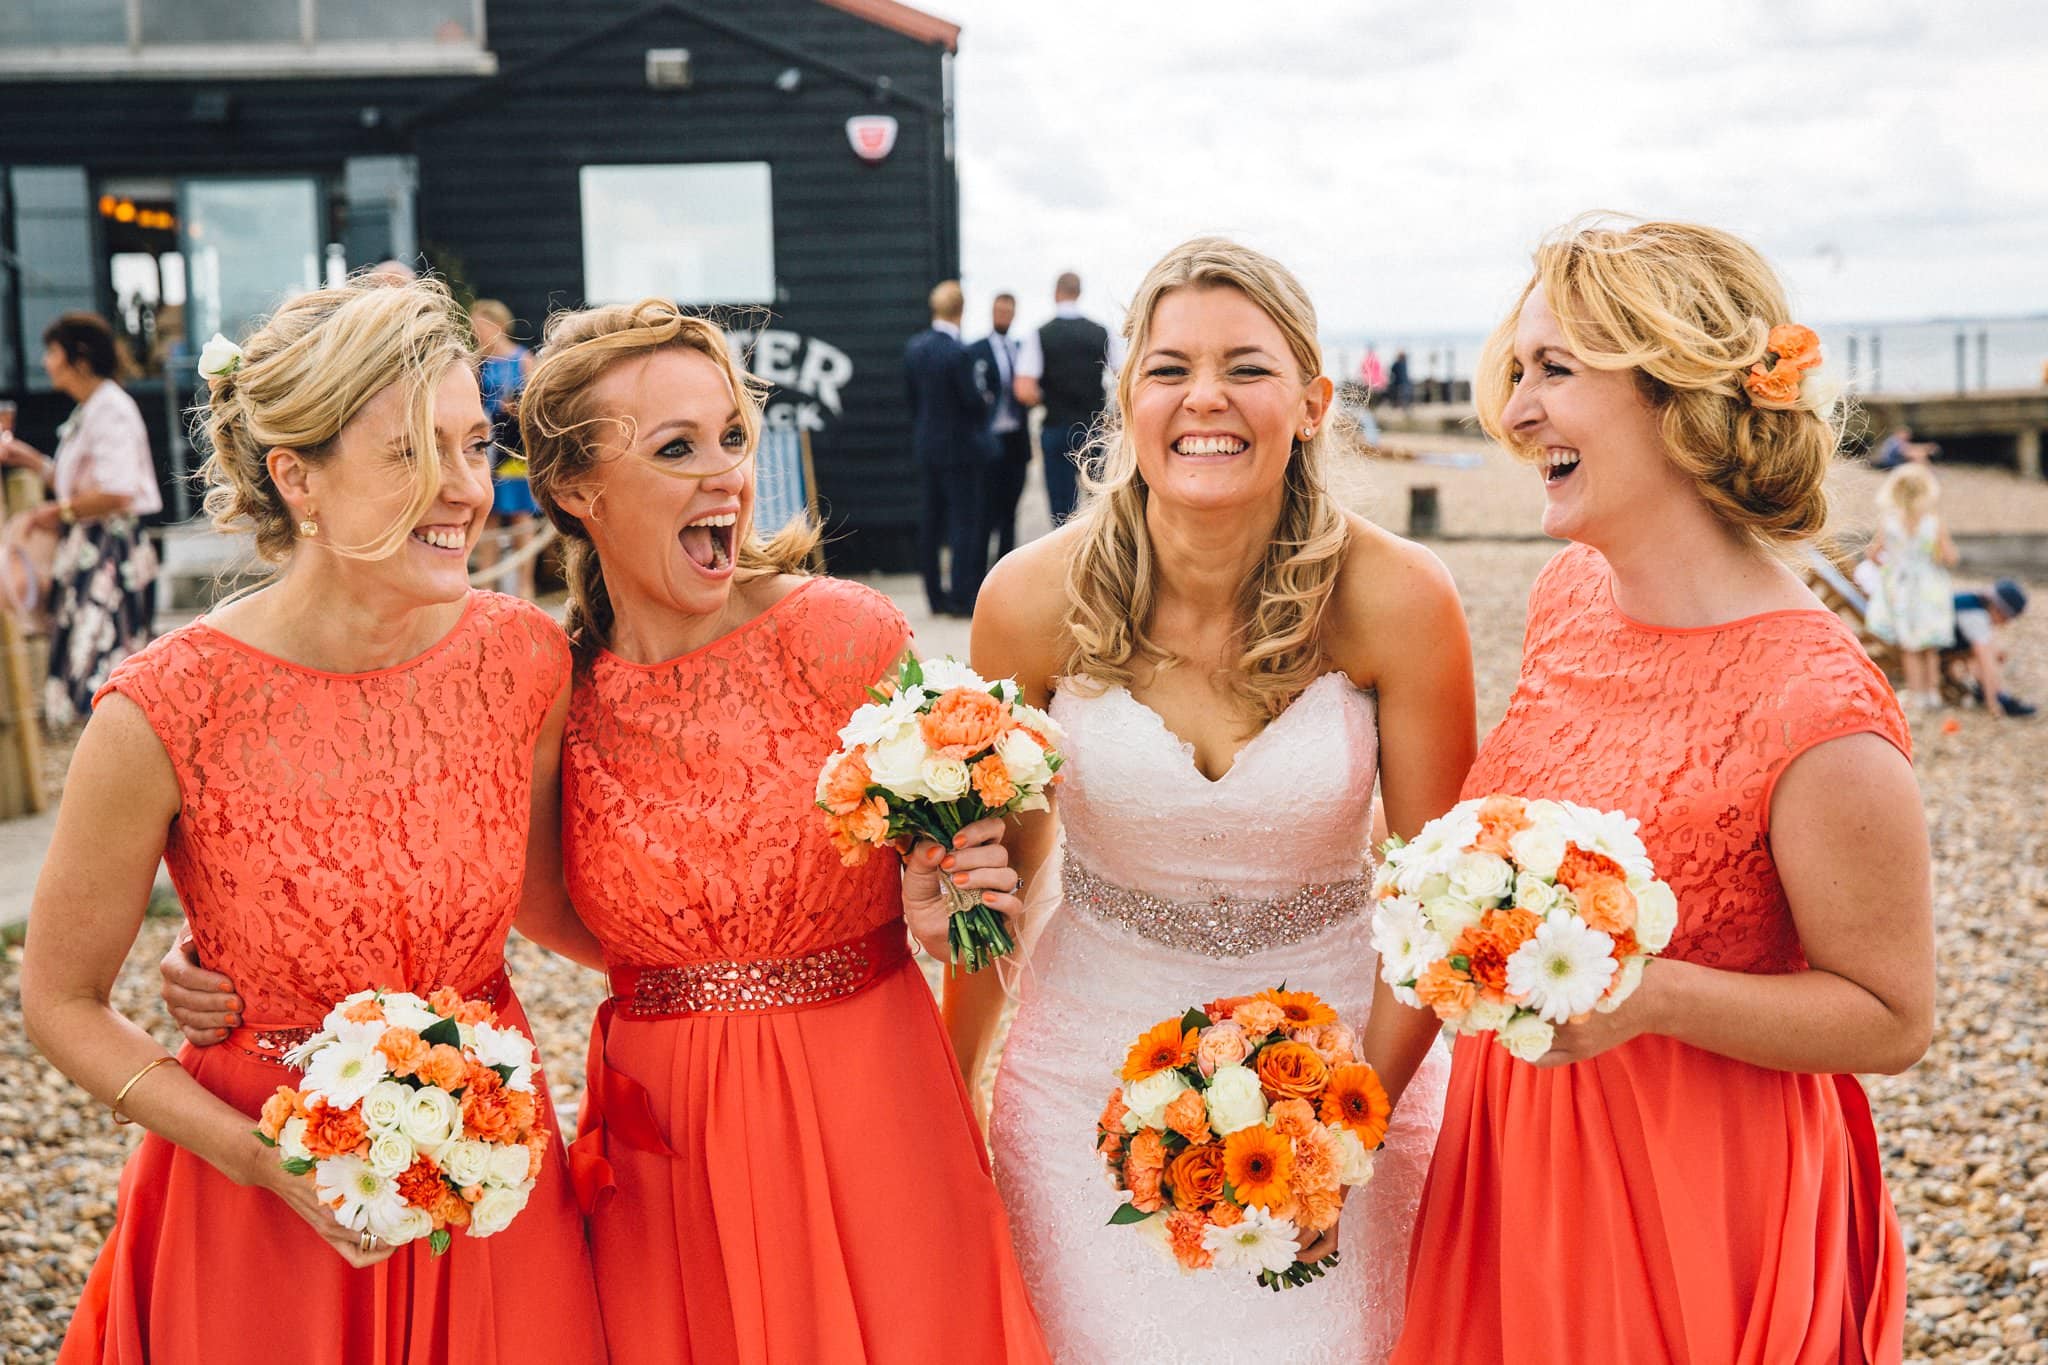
140;0;301;45
0;0;126;46
581;164;777;306
317;0;479;43
180;180;323;347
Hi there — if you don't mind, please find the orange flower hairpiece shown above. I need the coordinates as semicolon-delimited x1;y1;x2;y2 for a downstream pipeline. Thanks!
1743;323;1822;407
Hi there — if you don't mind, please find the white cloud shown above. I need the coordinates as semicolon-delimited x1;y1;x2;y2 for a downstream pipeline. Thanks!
947;0;2048;341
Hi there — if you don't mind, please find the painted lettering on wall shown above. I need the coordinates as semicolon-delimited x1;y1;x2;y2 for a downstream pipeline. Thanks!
727;328;854;433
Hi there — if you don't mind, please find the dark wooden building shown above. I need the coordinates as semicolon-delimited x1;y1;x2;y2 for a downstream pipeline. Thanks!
0;0;961;568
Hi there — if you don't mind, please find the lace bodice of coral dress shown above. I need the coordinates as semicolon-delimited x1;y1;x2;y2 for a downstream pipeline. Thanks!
560;577;1047;1365
1392;544;1913;1365
989;671;1451;1365
62;592;606;1365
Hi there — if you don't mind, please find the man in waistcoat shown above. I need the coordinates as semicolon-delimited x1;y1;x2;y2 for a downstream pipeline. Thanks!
1014;271;1125;523
968;292;1031;562
904;280;991;616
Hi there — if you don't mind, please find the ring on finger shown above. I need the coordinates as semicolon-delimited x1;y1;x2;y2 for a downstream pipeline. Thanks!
359;1230;379;1254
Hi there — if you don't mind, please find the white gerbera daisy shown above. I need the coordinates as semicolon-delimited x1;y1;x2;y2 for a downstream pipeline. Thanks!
1391;805;1482;893
836;687;927;749
914;656;990;694
315;1155;404;1233
471;1023;538;1093
1371;896;1449;990
301;1035;390;1109
1555;803;1654;879
1505;917;1618;1023
1201;1205;1302;1276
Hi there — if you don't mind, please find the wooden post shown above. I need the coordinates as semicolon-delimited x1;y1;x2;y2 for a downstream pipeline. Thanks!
1408;485;1441;538
2018;428;2043;482
1;468;48;817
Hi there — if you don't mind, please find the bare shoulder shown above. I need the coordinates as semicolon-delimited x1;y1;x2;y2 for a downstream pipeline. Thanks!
973;521;1084;694
1326;514;1466;682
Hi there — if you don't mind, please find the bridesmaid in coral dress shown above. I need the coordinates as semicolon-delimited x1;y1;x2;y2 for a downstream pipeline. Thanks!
516;300;1049;1364
1393;219;1934;1365
23;278;606;1363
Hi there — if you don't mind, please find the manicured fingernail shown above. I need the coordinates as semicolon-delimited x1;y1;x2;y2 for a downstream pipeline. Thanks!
952;873;970;887
953;833;968;848
941;856;956;870
982;892;1000;905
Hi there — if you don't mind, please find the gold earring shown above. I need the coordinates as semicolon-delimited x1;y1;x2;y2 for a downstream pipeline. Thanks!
298;518;318;538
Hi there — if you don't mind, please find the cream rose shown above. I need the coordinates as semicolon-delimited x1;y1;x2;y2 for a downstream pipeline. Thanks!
995;729;1053;789
359;1079;410;1133
1461;997;1515;1034
1512;871;1560;916
196;332;243;380
485;1142;534;1188
279;1115;313;1164
1194;1022;1251;1077
1496;1013;1557;1063
864;728;930;800
467;1184;531;1238
919;756;972;801
1507;825;1567;880
1450;851;1515;903
1633;881;1679;953
440;1138;492;1188
1202;1065;1268;1136
400;1086;463;1149
366;1129;417;1179
367;1202;434;1246
1596;956;1647;1013
1422;894;1484;940
1332;1127;1377;1187
1121;1069;1194;1132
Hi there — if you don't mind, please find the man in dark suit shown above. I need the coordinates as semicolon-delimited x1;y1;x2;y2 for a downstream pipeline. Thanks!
968;292;1031;562
904;280;991;616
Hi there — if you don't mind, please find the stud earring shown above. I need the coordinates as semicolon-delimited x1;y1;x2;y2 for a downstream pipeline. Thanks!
1301;425;1315;438
298;518;318;538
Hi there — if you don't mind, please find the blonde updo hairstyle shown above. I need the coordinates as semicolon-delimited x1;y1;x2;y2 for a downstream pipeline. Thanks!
198;275;475;561
1475;215;1841;545
1065;236;1352;720
520;298;819;653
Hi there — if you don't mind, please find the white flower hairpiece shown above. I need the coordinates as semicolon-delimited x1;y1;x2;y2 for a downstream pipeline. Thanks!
197;333;245;383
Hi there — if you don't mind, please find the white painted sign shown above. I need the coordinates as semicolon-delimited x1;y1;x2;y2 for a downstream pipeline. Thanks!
727;328;855;432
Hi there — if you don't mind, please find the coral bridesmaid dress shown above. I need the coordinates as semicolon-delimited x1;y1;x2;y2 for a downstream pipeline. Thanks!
561;576;1048;1365
1394;544;1911;1365
62;592;607;1364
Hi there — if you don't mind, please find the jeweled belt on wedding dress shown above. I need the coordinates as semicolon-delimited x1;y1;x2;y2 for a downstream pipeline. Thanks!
1062;857;1368;956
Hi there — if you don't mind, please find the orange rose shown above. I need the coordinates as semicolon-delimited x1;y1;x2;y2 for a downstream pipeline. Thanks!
1256;1042;1330;1102
1194;1022;1251;1077
1451;926;1513;1004
434;1186;472;1228
1320;1064;1392;1148
970;755;1017;809
1267;1098;1317;1138
1165;1209;1215;1270
258;1086;301;1141
417;1044;469;1092
1098;1089;1129;1136
1222;1125;1294;1211
376;1027;429;1078
1745;359;1801;405
1167;1142;1227;1212
1414;959;1477;1022
1554;844;1626;893
820;749;874;816
918;687;1011;761
340;998;385;1025
1767;323;1822;372
1122;1018;1197;1083
301;1100;368;1158
1231;1000;1286;1038
1163;1087;1212;1145
1126;1129;1167;1213
1292;1022;1357;1068
1576;876;1638;937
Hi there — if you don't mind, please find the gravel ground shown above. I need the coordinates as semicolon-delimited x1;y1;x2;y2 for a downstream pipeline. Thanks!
4;539;2044;1363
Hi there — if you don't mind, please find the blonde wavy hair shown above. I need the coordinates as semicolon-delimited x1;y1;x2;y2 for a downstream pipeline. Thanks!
198;274;473;562
1879;462;1940;527
520;298;819;652
1064;236;1352;720
1475;214;1842;545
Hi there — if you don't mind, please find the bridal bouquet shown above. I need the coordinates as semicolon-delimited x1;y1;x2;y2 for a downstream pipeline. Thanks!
1099;989;1389;1290
1371;795;1678;1062
816;655;1064;972
255;987;549;1254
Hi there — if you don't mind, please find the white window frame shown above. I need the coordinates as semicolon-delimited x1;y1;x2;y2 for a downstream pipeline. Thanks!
580;163;778;308
0;0;496;79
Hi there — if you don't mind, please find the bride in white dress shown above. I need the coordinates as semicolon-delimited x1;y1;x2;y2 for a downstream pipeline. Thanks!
949;238;1477;1363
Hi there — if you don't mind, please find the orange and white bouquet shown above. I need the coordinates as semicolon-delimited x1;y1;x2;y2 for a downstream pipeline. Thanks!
1371;795;1677;1062
255;987;549;1255
816;655;1064;972
1098;988;1389;1290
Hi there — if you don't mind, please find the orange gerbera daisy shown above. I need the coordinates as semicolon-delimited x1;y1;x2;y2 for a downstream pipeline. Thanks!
1319;1063;1392;1149
1222;1125;1294;1211
1255;989;1337;1031
1121;1018;1197;1082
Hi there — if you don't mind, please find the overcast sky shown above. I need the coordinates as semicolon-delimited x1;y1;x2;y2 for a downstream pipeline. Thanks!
945;0;2048;343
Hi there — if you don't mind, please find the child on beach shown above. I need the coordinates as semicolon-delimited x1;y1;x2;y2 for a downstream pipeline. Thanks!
1866;462;1957;709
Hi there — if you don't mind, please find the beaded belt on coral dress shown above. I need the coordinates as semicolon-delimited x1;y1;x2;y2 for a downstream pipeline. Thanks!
221;965;514;1065
1064;857;1368;956
569;920;914;1215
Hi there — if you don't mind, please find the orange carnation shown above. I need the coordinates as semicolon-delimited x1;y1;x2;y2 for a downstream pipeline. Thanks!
1208;1200;1245;1229
1163;1087;1212;1146
1231;1000;1286;1037
970;755;1017;809
1122;1018;1197;1083
502;1089;538;1135
1576;876;1638;937
1167;1142;1227;1212
526;1129;551;1181
301;1100;368;1158
1126;1129;1167;1213
417;1044;469;1092
1745;358;1802;404
1267;1098;1317;1139
845;795;890;846
1415;959;1477;1021
1202;994;1256;1020
1474;794;1532;858
819;749;874;816
1291;1124;1343;1196
427;987;464;1017
1767;323;1822;372
1296;1185;1344;1234
340;998;385;1025
462;1088;519;1144
1320;1064;1392;1148
258;1086;301;1141
454;999;495;1027
1222;1125;1294;1211
1451;925;1513;1004
463;1059;504;1097
1098;1089;1129;1136
1255;989;1337;1031
1255;1041;1330;1103
1165;1209;1215;1270
377;1027;429;1077
1488;906;1543;954
1554;843;1626;893
919;687;1011;761
395;1155;444;1210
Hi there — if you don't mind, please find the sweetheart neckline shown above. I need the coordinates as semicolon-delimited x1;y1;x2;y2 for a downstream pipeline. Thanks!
1088;672;1369;787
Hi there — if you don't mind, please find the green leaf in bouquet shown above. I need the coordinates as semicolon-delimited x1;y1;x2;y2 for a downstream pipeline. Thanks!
420;1016;463;1048
1106;1201;1155;1226
900;656;925;690
1381;834;1407;852
253;1128;278;1148
281;1156;315;1176
1180;1007;1212;1033
1447;955;1471;973
493;1064;515;1084
430;1228;453;1256
864;684;892;703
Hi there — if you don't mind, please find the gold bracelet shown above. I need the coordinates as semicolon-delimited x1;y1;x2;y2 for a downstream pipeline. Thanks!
111;1055;178;1124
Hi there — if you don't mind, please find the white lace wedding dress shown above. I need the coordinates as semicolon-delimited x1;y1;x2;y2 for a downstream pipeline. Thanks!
989;673;1450;1365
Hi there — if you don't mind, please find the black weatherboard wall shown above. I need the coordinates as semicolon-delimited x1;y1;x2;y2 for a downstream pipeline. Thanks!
0;0;960;570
